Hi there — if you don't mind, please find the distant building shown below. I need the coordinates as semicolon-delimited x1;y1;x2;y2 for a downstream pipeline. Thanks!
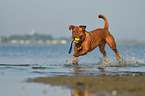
25;40;31;44
46;40;51;44
51;40;58;44
37;40;44;44
10;40;18;44
60;40;67;44
19;40;25;44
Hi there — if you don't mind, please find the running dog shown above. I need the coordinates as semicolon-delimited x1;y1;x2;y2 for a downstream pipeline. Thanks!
69;15;121;64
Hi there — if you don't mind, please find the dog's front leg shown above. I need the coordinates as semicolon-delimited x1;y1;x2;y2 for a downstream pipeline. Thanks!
72;56;78;65
77;47;89;56
73;48;88;57
73;48;89;57
72;49;88;65
74;42;89;57
72;45;81;64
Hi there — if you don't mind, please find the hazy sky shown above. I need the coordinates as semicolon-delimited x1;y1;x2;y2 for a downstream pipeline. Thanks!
0;0;145;41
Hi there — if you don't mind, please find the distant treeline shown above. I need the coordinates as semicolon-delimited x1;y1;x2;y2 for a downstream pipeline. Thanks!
0;33;71;43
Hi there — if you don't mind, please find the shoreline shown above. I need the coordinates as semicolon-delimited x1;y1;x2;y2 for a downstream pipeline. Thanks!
28;75;145;96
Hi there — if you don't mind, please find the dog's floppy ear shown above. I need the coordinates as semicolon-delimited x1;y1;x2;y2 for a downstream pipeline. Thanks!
79;25;86;31
69;25;75;30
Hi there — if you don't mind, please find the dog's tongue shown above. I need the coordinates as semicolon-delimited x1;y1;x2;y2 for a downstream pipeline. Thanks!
74;40;79;43
74;38;80;43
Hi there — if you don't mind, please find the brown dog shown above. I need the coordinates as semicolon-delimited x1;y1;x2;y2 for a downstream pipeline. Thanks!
69;14;121;64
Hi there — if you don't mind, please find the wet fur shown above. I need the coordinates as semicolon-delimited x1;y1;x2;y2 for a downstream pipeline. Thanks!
69;15;121;64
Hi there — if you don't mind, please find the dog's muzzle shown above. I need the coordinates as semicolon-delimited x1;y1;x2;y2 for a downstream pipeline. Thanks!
74;38;80;43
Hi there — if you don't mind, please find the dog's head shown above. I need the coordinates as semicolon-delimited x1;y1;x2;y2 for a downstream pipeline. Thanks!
69;25;86;43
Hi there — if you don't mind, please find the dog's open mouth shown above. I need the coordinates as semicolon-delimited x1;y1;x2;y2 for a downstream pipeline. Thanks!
74;40;79;43
74;38;80;43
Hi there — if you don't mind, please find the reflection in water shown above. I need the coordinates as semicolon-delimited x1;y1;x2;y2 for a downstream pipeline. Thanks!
73;67;90;72
71;89;115;96
72;67;114;96
97;67;107;72
73;66;107;72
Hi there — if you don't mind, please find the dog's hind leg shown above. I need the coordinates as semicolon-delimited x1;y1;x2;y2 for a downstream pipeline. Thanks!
105;35;121;63
99;40;107;62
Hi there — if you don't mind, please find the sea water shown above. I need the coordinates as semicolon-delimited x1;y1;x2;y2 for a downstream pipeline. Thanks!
0;44;145;96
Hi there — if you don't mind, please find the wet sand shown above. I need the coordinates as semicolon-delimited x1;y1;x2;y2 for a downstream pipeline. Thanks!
27;75;145;96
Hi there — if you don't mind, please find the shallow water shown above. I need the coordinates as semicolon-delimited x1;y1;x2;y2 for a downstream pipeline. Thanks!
0;44;145;96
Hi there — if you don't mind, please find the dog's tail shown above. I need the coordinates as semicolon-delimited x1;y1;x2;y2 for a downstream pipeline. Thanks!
98;14;108;30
